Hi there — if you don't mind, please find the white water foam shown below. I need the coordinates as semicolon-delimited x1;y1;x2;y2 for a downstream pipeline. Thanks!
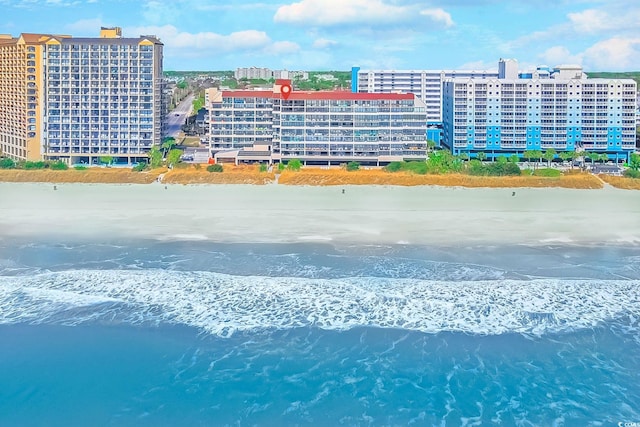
0;270;639;337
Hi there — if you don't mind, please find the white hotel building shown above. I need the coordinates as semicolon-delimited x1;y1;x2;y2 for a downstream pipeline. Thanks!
351;66;499;123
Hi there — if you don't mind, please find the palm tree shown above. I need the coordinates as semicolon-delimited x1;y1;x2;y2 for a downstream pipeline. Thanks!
599;153;609;164
161;137;177;158
542;148;556;167
559;151;573;168
509;154;520;164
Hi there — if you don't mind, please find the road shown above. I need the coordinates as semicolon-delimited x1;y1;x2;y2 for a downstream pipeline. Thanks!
165;95;194;138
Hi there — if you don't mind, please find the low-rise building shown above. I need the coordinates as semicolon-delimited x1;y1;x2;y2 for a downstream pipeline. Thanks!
205;80;428;166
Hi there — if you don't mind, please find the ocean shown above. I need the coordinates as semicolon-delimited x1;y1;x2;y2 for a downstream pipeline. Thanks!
1;238;639;426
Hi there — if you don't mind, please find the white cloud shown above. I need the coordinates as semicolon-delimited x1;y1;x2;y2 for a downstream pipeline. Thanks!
539;45;583;66
567;9;613;33
124;25;301;65
312;38;337;49
274;0;453;27
125;25;271;51
582;37;640;70
538;38;640;71
65;18;107;34
568;6;640;34
419;8;454;28
264;40;301;55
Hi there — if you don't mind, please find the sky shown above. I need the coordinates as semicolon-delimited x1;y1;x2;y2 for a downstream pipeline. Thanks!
2;0;640;72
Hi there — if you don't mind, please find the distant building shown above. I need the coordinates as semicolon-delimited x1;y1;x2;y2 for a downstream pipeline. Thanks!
273;70;309;80
351;65;499;123
0;26;165;163
234;67;273;80
205;80;427;166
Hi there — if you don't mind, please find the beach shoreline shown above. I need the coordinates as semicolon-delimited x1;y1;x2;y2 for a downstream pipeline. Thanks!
2;166;639;189
1;182;639;247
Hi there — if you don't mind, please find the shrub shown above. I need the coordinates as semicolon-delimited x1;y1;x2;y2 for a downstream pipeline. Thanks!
404;161;428;175
23;161;47;170
385;161;403;172
346;161;360;171
259;163;268;172
207;164;223;173
533;168;562;177
49;161;68;170
0;158;16;169
74;165;88;171
287;159;302;171
466;159;487;176
486;162;521;176
278;162;286;171
132;162;147;172
623;169;640;179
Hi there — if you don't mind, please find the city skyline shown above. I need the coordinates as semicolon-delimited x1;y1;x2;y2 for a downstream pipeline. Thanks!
2;0;640;72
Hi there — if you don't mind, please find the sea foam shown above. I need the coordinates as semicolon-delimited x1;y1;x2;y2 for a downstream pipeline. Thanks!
0;270;638;337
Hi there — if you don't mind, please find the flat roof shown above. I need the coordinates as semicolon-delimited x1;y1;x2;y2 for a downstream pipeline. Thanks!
221;90;414;100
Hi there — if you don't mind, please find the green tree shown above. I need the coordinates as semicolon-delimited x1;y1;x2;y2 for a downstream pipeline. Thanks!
287;159;302;171
166;148;183;167
559;151;573;167
148;146;163;168
509;154;520;164
459;153;470;161
161;137;177;157
192;91;205;112
426;140;436;154
599;153;609;164
496;155;508;164
99;156;113;166
476;152;487;162
628;153;640;171
587;152;600;164
542;148;556;167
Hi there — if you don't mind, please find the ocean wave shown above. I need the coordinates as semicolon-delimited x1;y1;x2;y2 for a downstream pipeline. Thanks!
0;270;638;337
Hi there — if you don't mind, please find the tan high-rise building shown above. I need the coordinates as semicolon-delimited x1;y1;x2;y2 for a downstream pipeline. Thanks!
0;27;164;164
0;33;52;160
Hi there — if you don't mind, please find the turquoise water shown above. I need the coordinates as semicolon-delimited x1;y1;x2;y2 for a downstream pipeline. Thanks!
1;240;639;426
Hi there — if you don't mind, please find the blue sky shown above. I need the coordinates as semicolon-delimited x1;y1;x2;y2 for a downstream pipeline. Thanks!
2;0;639;72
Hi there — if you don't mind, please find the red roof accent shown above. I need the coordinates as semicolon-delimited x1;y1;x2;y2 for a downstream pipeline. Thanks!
221;89;414;101
288;91;414;100
275;79;291;85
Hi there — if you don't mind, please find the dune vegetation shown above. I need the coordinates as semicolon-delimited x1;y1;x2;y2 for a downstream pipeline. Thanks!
0;158;635;190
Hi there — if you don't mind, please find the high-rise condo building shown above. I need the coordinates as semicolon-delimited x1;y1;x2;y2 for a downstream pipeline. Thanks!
442;76;637;161
205;80;428;166
0;27;164;164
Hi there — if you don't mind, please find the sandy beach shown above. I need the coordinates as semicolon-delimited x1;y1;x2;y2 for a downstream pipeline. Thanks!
1;182;639;246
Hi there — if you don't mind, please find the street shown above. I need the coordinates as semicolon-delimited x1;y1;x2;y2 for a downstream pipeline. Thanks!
165;94;194;138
